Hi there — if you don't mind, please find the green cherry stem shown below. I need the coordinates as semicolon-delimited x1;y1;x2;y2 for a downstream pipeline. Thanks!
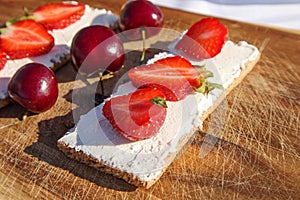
99;71;105;101
23;7;30;17
140;28;146;63
0;111;28;131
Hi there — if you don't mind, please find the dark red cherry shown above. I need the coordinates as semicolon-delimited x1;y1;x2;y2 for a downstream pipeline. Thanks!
8;63;58;113
119;0;164;40
70;25;125;75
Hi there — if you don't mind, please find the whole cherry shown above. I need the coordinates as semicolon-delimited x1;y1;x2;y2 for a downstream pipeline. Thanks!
119;0;164;61
70;25;125;100
70;25;125;75
8;63;58;113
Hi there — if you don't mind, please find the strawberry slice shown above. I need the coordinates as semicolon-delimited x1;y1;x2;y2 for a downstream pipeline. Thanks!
128;56;221;101
0;49;7;70
154;56;202;88
33;2;85;30
0;19;54;60
103;88;167;141
175;18;228;61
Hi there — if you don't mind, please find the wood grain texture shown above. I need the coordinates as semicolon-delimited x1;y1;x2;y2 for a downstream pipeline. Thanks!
0;0;299;199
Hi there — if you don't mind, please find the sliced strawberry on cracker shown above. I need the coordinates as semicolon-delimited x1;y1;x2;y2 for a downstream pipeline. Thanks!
154;56;203;88
33;2;85;30
0;19;54;60
128;56;196;101
128;56;222;101
103;88;167;141
175;18;228;61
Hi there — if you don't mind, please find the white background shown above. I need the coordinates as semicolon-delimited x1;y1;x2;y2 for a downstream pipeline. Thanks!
149;0;300;31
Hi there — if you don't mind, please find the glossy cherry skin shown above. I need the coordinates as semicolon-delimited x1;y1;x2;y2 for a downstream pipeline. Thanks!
71;25;125;75
119;0;164;40
8;63;58;113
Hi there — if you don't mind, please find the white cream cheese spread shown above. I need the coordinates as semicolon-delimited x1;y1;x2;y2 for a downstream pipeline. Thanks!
58;40;260;182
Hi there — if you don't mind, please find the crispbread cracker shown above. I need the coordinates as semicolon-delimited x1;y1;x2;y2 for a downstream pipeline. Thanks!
57;48;261;188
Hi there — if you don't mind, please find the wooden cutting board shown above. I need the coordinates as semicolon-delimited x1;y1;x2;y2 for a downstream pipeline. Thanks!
0;0;299;199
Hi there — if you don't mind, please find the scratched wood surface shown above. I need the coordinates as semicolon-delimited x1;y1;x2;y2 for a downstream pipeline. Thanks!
0;0;299;199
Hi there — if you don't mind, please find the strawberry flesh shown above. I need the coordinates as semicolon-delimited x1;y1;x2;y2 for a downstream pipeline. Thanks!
0;19;54;59
154;56;202;88
128;56;203;101
34;2;85;30
0;49;7;70
102;88;167;141
175;18;228;61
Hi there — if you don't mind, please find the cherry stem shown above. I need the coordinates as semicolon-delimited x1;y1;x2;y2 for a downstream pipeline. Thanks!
23;7;29;16
140;28;146;63
0;111;28;131
99;71;105;101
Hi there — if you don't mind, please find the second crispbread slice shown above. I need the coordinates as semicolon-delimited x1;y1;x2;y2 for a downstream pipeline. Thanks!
0;4;118;109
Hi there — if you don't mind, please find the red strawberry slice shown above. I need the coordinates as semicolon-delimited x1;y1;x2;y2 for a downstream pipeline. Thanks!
128;56;220;101
175;18;228;61
102;88;167;141
154;56;202;88
0;49;7;70
0;19;54;60
33;2;85;30
128;56;195;101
